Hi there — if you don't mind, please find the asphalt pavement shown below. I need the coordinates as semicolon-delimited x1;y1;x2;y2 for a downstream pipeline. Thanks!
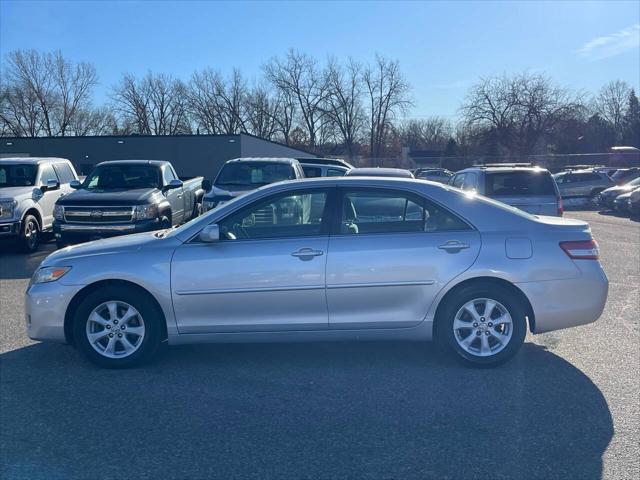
1;211;638;480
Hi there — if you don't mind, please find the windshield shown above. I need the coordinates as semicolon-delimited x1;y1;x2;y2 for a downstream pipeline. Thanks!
0;164;38;187
215;163;295;187
83;164;161;189
486;171;556;196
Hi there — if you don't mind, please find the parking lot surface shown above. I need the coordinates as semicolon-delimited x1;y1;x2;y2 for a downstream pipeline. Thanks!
1;211;638;480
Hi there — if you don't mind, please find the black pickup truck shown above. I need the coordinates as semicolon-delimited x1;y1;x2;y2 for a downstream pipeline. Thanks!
53;160;205;247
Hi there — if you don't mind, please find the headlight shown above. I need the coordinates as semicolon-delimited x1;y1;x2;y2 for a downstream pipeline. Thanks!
0;199;17;219
31;266;71;284
132;204;158;221
53;204;65;221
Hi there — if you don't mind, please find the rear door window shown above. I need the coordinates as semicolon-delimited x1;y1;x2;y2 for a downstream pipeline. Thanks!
485;171;556;196
302;166;322;178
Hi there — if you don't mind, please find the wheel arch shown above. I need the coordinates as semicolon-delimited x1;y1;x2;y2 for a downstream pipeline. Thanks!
432;276;536;339
64;279;168;344
22;206;42;228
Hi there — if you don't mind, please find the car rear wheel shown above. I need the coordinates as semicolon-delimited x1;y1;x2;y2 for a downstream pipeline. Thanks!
438;284;527;366
19;215;40;253
73;286;163;368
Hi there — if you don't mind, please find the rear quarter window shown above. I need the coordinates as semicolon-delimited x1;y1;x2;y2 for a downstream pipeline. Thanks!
485;171;556;196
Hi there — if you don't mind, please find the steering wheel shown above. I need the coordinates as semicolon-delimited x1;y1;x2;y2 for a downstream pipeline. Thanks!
232;222;249;239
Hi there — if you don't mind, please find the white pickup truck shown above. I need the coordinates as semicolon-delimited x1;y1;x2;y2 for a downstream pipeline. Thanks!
0;157;78;252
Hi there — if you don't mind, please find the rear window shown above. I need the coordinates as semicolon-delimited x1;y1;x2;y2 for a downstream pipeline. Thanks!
485;171;556;196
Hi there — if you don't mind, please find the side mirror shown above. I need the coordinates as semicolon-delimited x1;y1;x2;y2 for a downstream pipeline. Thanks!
41;179;60;192
70;180;82;189
202;179;212;192
198;224;220;243
164;179;183;191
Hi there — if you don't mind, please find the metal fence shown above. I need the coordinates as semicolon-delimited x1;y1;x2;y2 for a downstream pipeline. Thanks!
352;152;640;173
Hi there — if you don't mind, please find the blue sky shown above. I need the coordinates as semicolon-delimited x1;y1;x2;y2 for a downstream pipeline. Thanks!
1;0;639;119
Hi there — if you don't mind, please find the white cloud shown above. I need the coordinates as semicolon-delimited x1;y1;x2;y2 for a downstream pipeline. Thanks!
578;24;640;61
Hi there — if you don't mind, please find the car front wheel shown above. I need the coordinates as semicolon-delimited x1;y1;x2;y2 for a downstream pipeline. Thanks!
19;214;40;253
73;286;163;368
439;284;527;366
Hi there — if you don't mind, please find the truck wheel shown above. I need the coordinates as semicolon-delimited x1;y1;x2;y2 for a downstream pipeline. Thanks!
19;215;40;253
160;216;171;229
73;285;164;368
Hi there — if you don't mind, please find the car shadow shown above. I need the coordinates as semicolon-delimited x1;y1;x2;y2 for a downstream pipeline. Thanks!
1;341;613;480
0;243;55;280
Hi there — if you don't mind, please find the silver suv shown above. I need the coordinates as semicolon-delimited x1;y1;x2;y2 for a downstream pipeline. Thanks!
552;169;613;200
449;165;562;216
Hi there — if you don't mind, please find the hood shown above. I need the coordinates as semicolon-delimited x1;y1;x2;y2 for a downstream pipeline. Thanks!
58;187;158;206
0;186;41;201
204;184;254;200
42;231;166;266
614;191;634;201
601;184;634;196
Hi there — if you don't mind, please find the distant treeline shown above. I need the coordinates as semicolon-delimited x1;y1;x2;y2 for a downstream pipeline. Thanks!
1;49;638;159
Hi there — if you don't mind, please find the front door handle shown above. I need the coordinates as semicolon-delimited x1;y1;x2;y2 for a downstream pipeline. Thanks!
291;248;324;259
438;240;470;253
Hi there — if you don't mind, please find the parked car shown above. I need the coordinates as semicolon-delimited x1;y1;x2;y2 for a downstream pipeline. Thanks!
298;158;350;177
346;167;414;178
610;167;640;186
450;165;562;216
53;160;205;248
595;177;640;210
26;177;608;368
414;168;454;184
628;188;640;216
552;169;613;200
0;157;78;252
612;188;638;213
202;157;305;212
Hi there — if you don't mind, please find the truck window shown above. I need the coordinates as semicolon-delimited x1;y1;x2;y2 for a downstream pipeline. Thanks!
53;163;76;183
0;164;38;187
39;164;59;185
83;164;161;189
162;166;177;184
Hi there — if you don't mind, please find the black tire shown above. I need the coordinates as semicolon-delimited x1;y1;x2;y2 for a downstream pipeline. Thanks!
18;214;40;253
55;240;67;249
437;284;527;367
160;216;171;229
73;286;164;368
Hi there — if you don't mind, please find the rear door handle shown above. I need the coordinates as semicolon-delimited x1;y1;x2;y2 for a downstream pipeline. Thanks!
438;241;470;253
291;248;324;259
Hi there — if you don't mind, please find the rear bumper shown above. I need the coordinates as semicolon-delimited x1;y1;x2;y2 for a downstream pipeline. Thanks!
53;218;160;244
517;262;608;334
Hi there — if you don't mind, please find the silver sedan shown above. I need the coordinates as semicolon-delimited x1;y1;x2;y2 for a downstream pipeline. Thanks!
25;177;609;368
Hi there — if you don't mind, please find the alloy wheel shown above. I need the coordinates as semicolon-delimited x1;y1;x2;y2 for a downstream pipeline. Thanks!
453;298;513;357
85;301;145;359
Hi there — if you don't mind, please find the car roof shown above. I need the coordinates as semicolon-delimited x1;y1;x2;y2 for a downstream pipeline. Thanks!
459;166;550;174
300;163;349;171
225;157;300;165
0;157;71;165
95;159;169;167
297;157;353;168
346;167;414;178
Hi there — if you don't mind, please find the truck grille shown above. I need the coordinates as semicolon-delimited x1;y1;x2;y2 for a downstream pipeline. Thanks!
64;206;133;223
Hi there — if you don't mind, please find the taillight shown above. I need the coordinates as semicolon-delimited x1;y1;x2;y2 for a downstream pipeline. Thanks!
560;240;599;260
557;197;564;217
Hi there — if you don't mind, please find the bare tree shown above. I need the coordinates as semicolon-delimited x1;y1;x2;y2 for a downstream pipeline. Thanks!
1;49;98;137
362;55;411;160
244;85;280;140
594;80;631;141
264;50;328;147
323;58;364;158
461;73;581;155
112;72;190;135
400;117;452;151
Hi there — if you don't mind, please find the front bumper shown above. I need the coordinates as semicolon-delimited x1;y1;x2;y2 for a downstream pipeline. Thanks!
25;281;83;343
0;220;21;238
517;261;609;334
53;218;160;244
